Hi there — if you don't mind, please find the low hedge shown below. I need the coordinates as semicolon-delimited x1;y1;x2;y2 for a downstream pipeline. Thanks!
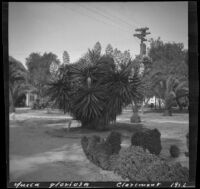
131;128;162;155
81;131;121;170
81;130;188;181
170;145;180;158
114;146;188;182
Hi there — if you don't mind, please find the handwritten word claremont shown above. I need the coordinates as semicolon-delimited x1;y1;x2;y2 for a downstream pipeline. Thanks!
116;182;162;188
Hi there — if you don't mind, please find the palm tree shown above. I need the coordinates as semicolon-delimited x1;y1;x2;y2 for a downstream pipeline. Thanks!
150;71;188;116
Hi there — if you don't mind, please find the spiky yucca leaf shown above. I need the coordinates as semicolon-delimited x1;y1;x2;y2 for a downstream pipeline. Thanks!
46;75;72;113
71;84;107;121
103;63;143;120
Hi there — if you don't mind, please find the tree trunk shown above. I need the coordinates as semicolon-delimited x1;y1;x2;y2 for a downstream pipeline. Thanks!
130;100;141;123
9;88;15;113
10;102;15;113
158;98;161;110
176;98;183;111
81;118;109;131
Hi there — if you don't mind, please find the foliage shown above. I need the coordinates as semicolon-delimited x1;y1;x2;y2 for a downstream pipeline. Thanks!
112;48;131;70
46;65;72;113
105;44;114;56
170;145;180;158
47;45;143;129
81;132;121;170
63;51;70;64
150;73;188;115
114;146;188;181
105;131;122;154
26;52;60;98
81;135;114;170
131;128;162;155
81;134;188;181
140;38;189;114
9;56;30;112
148;38;188;80
93;41;102;56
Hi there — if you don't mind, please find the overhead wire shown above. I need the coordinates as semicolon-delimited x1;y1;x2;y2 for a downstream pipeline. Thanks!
76;4;141;45
85;4;140;29
66;5;140;45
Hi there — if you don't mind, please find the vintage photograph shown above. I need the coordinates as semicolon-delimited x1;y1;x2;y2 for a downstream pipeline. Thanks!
8;1;191;184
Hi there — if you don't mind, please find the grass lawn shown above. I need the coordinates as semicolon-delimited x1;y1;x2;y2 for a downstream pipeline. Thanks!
9;108;189;181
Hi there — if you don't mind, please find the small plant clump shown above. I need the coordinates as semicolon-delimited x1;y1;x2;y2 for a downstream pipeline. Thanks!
170;145;180;158
81;132;121;170
81;131;188;182
105;131;121;154
114;146;188;182
131;128;162;155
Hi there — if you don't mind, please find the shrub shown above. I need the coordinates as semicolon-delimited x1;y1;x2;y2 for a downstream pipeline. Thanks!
131;128;162;155
81;133;188;182
114;146;188;181
114;146;159;181
139;160;188;182
32;99;48;110
108;154;120;171
81;135;113;170
170;145;180;158
105;131;121;154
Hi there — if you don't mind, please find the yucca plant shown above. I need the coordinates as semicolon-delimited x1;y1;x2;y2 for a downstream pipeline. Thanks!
46;49;143;130
46;65;73;114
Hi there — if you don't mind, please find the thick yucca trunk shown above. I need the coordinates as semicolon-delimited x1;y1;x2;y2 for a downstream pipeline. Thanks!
81;117;109;130
163;97;173;116
130;101;141;123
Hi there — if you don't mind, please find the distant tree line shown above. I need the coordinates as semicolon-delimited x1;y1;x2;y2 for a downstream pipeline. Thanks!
9;38;188;118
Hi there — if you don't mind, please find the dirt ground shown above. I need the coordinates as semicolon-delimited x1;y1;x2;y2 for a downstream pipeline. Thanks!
9;108;189;181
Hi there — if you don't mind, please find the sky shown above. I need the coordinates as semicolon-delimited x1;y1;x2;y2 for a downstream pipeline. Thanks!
9;2;188;66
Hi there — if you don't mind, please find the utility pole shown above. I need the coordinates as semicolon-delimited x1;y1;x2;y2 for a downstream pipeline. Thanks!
133;27;151;58
133;27;151;115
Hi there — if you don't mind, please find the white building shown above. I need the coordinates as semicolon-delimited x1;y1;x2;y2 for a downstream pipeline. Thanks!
25;90;37;107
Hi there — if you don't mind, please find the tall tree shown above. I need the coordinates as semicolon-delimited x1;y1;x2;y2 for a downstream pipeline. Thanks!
9;56;29;112
148;38;188;80
145;38;188;114
150;72;188;115
113;48;131;70
105;44;113;56
93;41;102;56
26;52;60;99
63;51;70;64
